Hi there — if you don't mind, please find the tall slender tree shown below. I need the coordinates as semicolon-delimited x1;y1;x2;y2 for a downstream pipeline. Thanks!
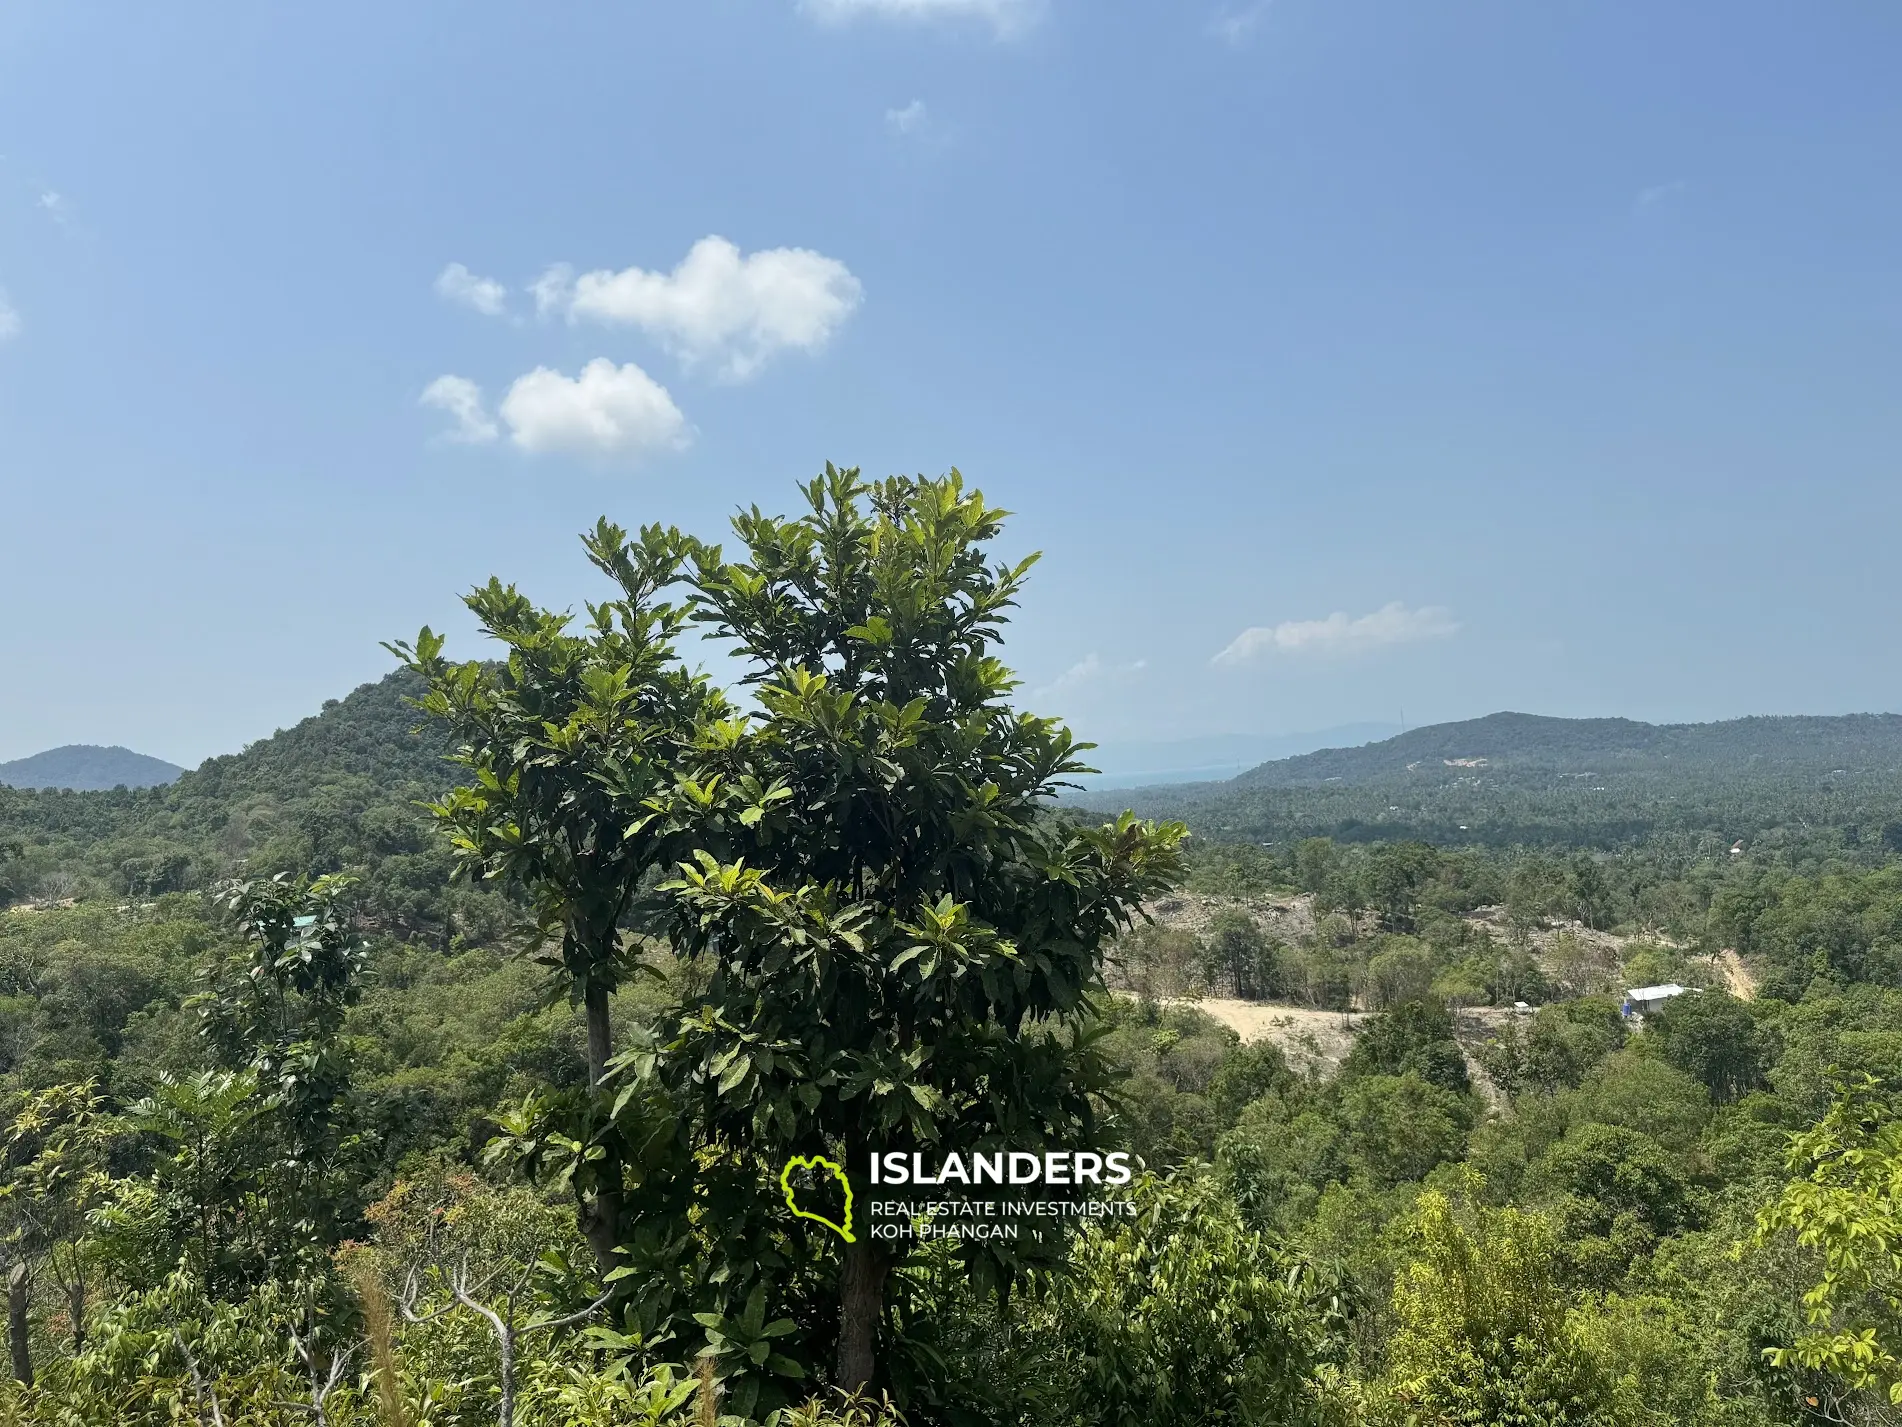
388;521;724;1278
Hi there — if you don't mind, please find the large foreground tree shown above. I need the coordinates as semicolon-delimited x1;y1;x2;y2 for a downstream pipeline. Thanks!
401;471;1184;1405
649;467;1186;1392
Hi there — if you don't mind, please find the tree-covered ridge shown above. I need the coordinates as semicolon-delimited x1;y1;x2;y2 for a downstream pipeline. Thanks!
1079;711;1902;853
1234;710;1902;787
0;672;499;943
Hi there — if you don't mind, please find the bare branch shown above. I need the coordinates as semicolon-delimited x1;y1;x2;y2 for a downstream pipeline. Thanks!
288;1320;352;1427
395;1266;457;1327
448;1255;508;1339
173;1330;227;1427
523;1287;615;1336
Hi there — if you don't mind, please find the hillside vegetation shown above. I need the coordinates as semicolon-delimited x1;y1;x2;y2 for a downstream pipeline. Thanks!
0;474;1898;1427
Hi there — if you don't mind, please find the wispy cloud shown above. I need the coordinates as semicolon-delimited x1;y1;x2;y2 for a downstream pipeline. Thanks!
799;0;1040;38
1207;2;1270;47
530;264;574;319
1033;653;1148;703
0;290;20;343
1634;180;1685;213
420;375;499;444
1213;603;1458;665
886;99;929;136
37;191;70;227
434;262;509;317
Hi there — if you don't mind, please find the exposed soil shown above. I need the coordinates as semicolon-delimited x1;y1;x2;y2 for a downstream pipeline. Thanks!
1716;947;1758;1000
1166;999;1361;1076
1143;891;1321;943
1166;995;1514;1107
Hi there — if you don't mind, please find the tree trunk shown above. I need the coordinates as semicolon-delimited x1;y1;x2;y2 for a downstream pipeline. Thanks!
66;1274;85;1356
836;1238;887;1394
7;1262;31;1388
584;977;613;1090
496;1324;517;1427
579;977;624;1280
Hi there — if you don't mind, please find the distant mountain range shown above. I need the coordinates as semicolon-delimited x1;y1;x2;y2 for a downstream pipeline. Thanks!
1067;709;1902;848
0;745;187;792
1225;710;1902;788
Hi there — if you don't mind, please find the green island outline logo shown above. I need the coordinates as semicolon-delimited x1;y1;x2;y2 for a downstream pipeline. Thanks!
780;1154;856;1243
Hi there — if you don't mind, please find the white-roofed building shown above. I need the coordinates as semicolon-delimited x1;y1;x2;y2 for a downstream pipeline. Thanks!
1622;983;1691;1018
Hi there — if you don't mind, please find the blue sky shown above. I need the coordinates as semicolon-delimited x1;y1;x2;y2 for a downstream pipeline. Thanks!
2;1;1900;768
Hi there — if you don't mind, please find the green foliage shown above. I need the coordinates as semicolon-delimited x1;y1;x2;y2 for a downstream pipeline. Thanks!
17;465;1902;1423
1096;997;1238;1167
1379;1188;1617;1425
1483;998;1627;1099
1759;1074;1902;1412
392;519;725;1291
1715;865;1902;1001
1646;991;1767;1103
1360;842;1444;933
1090;711;1902;861
1206;1038;1296;1123
0;900;214;1098
1529;1122;1695;1284
1032;1172;1332;1426
0;671;500;943
1202;909;1282;1000
1220;1094;1348;1230
206;874;373;1268
1338;1074;1473;1189
1340;1000;1470;1096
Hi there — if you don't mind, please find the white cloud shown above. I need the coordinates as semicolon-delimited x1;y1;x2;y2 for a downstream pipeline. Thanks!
1213;603;1458;665
499;359;689;463
0;291;21;343
799;0;1039;37
420;375;499;444
886;99;929;135
1208;2;1269;46
434;262;509;317
37;191;70;227
549;236;863;381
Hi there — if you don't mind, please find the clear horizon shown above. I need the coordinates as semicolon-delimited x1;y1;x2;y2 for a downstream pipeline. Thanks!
4;2;1900;766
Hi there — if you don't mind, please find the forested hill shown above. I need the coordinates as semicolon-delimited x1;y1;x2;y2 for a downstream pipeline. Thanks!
182;669;450;803
1074;709;1902;853
1232;710;1902;788
0;671;481;935
0;744;185;791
